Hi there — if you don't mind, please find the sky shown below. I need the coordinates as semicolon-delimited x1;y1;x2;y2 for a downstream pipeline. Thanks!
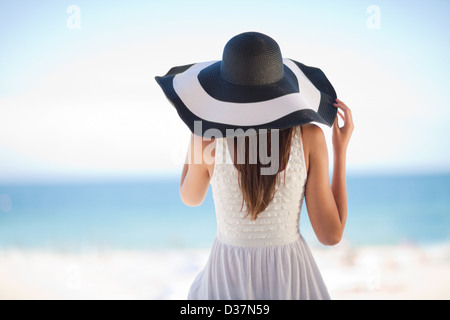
0;0;449;183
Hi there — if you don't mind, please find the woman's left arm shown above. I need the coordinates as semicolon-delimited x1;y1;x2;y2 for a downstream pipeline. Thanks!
180;133;213;206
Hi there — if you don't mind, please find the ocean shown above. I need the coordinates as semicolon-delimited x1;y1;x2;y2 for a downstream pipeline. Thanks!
0;174;449;251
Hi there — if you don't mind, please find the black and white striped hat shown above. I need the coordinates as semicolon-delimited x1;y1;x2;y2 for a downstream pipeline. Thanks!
155;32;337;137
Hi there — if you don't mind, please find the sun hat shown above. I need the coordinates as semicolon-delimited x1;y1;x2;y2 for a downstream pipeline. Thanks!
155;32;337;138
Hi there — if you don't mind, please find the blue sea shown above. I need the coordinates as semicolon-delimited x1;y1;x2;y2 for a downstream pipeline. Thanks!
0;174;449;251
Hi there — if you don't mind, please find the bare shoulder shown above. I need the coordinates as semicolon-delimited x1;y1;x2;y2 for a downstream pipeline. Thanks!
301;123;326;151
300;124;327;172
301;123;323;135
201;137;216;177
201;137;216;163
191;134;216;151
190;135;216;175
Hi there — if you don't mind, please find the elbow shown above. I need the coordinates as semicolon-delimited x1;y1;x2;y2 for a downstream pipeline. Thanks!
319;232;343;246
180;192;204;207
182;200;203;207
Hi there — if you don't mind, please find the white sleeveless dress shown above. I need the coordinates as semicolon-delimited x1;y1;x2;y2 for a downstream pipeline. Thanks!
188;127;330;300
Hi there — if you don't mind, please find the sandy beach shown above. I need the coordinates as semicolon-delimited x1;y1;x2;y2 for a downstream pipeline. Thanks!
0;241;449;300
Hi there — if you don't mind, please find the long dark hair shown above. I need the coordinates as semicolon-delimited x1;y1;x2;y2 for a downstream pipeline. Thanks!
231;127;296;220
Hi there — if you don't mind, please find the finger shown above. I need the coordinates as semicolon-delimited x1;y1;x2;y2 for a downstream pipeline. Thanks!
335;98;350;110
337;111;347;129
335;99;354;130
335;101;350;113
334;101;347;114
335;102;352;124
336;98;349;109
333;112;340;129
346;108;353;126
341;103;353;125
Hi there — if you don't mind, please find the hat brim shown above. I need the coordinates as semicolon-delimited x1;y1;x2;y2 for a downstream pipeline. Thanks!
155;58;337;138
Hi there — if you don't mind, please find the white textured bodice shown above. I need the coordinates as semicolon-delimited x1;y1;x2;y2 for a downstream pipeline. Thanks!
211;127;307;247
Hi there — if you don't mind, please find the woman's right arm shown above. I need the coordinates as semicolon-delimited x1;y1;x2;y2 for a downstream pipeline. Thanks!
304;99;354;245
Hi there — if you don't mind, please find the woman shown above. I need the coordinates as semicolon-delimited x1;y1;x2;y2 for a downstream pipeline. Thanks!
155;32;354;299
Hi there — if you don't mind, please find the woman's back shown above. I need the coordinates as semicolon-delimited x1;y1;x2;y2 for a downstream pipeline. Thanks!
156;32;353;300
188;127;331;300
212;126;306;247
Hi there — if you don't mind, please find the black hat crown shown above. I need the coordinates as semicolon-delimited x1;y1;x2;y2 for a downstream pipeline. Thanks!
220;32;284;86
